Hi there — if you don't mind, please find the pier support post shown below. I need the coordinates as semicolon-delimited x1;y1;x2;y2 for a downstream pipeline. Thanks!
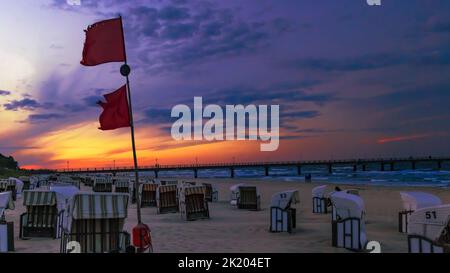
328;164;332;174
230;167;235;178
194;168;198;179
154;170;158;178
297;165;301;176
411;161;416;170
353;165;357;172
362;164;366;172
438;161;442;170
265;166;270;176
390;163;394;171
381;163;385;171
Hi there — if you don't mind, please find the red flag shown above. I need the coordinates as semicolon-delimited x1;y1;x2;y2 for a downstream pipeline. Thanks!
81;17;126;66
98;85;130;130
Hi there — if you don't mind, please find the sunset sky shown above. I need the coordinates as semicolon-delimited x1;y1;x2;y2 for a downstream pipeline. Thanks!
1;0;450;169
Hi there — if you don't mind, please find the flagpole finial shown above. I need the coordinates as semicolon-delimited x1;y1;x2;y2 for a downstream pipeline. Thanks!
120;64;131;76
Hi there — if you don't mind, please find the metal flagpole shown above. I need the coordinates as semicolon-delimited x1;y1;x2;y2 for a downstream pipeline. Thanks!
119;15;142;225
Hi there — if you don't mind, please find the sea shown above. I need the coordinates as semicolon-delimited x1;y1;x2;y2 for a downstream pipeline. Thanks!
138;161;450;188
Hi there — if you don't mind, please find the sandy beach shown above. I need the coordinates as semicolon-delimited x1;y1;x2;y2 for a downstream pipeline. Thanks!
5;178;450;253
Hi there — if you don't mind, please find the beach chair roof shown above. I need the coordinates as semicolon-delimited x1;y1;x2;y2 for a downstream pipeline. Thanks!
271;190;299;210
0;192;15;216
330;191;365;219
183;185;206;195
115;179;131;188
408;204;450;241
50;185;80;212
312;185;327;198
400;191;442;211
69;193;129;220
23;190;57;206
230;183;246;192
158;184;178;193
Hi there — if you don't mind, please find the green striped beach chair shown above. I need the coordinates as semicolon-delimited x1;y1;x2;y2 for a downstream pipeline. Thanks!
61;193;130;253
156;185;179;214
20;190;61;238
179;185;209;221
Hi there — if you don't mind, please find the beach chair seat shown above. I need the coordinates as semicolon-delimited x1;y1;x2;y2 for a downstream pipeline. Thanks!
407;204;450;253
237;186;260;211
312;185;329;214
0;192;15;252
330;191;367;251
179;186;209;221
399;192;442;233
20;191;61;239
157;185;179;214
141;183;158;207
93;177;113;192
270;190;299;233
61;193;130;253
202;183;218;202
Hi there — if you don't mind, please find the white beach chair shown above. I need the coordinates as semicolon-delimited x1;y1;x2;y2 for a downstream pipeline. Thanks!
312;185;329;214
179;185;209;221
0;192;15;252
407;204;450;253
61;193;130;253
270;190;299;233
50;185;80;238
330;191;367;251
229;183;246;206
399;192;442;233
93;177;113;192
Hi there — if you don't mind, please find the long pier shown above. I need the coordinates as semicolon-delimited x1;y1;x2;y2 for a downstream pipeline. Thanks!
57;156;450;178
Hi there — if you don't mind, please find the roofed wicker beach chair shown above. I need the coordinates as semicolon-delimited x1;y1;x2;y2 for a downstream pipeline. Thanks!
399;191;442;233
312;185;330;214
270;190;299;233
330;191;368;251
19;176;31;191
141;183;158;207
0;179;18;201
236;185;260;211
114;178;132;194
156;185;179;214
407;204;450;253
20;190;61;239
0;192;15;252
93;177;113;192
61;193;131;253
179;185;209;221
50;185;80;238
202;183;218;202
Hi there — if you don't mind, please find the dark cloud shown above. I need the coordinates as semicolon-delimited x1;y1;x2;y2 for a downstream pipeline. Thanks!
291;49;450;72
27;113;66;122
4;98;42;111
0;90;11;96
158;6;190;21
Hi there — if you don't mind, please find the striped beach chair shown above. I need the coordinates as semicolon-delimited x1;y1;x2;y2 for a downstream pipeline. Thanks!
179;185;209;221
202;183;218;202
93;177;113;192
141;183;158;207
237;186;260;211
20;190;60;239
156;185;179;214
61;193;130;253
